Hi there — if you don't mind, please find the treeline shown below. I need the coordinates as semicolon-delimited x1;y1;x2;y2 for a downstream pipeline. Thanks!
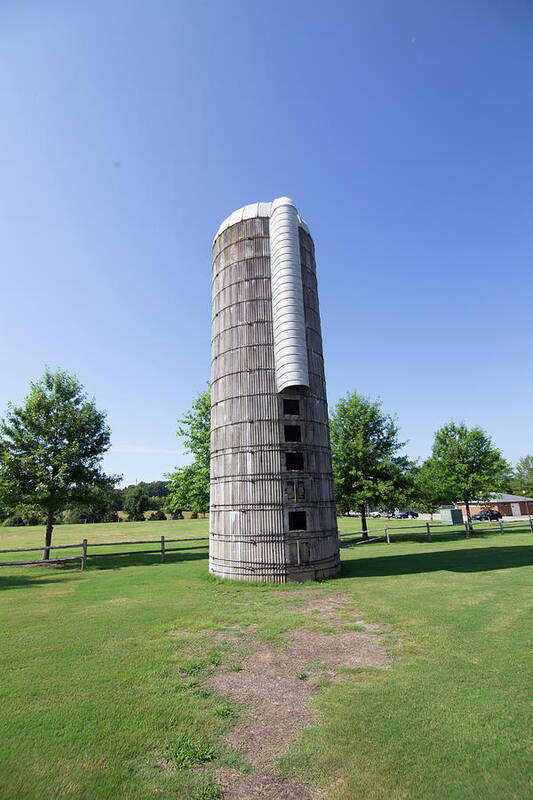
1;371;532;557
0;481;174;527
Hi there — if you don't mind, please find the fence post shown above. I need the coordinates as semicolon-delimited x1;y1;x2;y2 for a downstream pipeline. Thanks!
529;516;533;534
499;520;504;535
81;539;87;570
161;535;165;563
465;521;470;538
426;522;431;542
385;526;390;544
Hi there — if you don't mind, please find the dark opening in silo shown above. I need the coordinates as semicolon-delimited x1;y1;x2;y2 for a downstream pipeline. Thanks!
289;511;307;530
283;399;300;415
284;425;302;442
285;452;304;470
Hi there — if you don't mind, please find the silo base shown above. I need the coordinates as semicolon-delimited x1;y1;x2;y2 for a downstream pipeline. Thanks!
208;553;341;583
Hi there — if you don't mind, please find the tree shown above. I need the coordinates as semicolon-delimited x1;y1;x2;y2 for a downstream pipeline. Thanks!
410;460;447;520
166;390;210;516
510;455;533;498
0;369;116;559
123;486;150;521
166;463;210;516
427;422;509;524
329;391;413;538
136;480;170;498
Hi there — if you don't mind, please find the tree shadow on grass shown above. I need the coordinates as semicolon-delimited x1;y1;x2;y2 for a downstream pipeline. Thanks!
341;545;533;579
0;572;68;591
0;549;209;580
82;549;209;571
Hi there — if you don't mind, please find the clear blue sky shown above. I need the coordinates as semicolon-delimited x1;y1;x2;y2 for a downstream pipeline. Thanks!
1;0;532;486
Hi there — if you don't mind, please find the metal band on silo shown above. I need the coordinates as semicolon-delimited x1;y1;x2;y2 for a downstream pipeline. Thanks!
269;197;310;392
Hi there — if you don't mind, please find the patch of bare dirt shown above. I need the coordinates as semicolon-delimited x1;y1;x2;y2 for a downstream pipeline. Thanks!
289;592;383;632
213;767;314;800
203;592;390;799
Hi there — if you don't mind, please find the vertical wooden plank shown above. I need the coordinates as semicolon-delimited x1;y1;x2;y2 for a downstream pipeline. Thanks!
161;535;165;562
81;539;87;570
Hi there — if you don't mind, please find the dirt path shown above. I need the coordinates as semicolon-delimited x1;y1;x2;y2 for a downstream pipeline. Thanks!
206;592;390;799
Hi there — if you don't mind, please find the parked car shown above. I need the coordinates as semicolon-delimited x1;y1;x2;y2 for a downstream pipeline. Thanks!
394;510;419;519
471;509;502;521
369;511;382;518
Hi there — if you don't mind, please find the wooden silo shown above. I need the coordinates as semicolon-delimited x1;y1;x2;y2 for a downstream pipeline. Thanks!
210;198;340;582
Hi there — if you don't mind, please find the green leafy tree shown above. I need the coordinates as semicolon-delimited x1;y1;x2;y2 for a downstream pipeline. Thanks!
0;369;116;559
123;485;151;521
166;390;210;516
427;422;509;524
410;460;448;519
137;480;169;498
166;463;210;516
510;455;533;499
329;391;413;538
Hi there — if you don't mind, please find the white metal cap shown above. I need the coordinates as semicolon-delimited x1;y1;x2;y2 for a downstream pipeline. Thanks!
214;198;310;241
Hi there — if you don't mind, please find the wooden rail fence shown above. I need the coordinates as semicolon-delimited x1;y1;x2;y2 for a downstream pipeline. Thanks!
0;536;209;569
339;517;533;546
1;517;532;567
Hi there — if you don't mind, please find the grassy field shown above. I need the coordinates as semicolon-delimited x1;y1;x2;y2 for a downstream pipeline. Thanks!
1;519;532;799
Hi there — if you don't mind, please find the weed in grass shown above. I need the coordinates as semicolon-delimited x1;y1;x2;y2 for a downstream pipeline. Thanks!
166;734;215;769
191;686;213;699
297;673;308;681
340;623;367;633
307;659;330;672
214;703;236;719
227;664;243;672
179;660;207;676
191;778;221;800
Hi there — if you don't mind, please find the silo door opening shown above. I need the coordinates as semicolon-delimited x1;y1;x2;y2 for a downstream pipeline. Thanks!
289;511;307;531
283;398;300;415
286;452;304;470
284;425;302;442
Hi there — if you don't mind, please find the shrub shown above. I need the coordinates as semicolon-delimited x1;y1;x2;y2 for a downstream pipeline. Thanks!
23;510;44;526
5;514;25;527
170;510;184;520
123;486;150;521
103;511;119;523
149;510;167;521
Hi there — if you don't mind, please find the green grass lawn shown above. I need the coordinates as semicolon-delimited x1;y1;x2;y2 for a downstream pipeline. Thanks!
1;519;532;799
